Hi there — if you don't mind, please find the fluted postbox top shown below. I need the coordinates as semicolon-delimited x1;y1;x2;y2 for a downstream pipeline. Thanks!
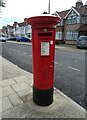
27;15;61;28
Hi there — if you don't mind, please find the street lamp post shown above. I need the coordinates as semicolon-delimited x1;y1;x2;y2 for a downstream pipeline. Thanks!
48;0;50;14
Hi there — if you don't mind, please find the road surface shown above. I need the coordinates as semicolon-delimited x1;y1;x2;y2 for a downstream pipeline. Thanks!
1;42;86;109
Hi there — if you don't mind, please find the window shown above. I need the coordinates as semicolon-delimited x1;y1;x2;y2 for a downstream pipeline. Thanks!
26;25;32;33
56;32;63;40
77;16;80;23
66;15;80;24
66;31;78;40
21;26;25;34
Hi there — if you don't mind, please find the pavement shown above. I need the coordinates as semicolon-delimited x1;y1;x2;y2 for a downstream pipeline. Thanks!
0;43;86;119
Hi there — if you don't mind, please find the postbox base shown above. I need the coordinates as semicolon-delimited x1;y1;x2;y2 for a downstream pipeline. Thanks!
33;86;53;106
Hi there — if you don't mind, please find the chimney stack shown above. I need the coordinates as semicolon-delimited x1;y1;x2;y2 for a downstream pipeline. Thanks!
76;0;83;8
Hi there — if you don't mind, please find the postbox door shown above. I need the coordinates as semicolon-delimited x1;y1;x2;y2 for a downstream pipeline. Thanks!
32;29;55;90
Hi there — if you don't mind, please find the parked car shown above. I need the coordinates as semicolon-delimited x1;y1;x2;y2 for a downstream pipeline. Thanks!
0;37;7;42
16;36;30;42
7;37;16;41
76;36;87;49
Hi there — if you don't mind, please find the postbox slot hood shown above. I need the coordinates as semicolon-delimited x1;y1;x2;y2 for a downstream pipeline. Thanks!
38;33;52;37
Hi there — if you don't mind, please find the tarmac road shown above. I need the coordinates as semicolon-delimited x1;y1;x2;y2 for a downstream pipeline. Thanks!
1;41;86;109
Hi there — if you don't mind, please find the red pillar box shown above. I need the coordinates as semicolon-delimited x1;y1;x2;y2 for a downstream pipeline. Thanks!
27;15;60;106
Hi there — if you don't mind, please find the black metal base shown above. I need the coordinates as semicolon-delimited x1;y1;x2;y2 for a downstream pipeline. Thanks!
33;86;54;106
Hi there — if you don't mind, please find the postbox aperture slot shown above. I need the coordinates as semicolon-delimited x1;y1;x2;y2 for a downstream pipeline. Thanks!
38;33;52;37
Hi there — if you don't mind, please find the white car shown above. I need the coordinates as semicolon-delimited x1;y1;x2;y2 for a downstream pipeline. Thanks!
76;36;87;49
0;37;6;42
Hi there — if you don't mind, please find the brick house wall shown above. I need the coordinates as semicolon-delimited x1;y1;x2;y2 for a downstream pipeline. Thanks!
55;1;87;44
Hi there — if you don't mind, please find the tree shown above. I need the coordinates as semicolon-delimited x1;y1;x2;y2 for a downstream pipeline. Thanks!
0;0;5;7
0;0;5;13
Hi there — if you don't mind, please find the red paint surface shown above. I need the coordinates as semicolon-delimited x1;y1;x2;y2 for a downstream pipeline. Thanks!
27;16;60;90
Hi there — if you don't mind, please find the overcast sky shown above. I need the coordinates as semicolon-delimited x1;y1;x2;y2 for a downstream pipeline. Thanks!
0;0;86;28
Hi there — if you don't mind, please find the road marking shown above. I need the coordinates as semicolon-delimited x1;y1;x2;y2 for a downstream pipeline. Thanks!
68;66;80;72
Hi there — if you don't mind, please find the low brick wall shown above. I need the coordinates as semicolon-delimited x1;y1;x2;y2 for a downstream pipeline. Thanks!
65;40;77;45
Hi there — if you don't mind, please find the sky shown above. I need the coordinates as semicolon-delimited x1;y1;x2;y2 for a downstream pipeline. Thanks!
0;0;86;28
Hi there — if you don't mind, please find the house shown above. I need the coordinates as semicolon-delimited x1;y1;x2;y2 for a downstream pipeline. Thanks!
55;10;69;44
7;25;15;38
7;18;32;39
6;0;87;44
55;0;87;44
0;29;2;36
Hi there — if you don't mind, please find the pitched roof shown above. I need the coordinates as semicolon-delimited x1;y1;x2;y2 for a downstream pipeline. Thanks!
56;4;87;19
74;5;87;15
56;10;69;18
18;22;25;27
7;25;13;28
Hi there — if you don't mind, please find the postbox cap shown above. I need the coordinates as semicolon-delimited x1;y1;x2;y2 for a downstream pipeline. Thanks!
27;15;61;28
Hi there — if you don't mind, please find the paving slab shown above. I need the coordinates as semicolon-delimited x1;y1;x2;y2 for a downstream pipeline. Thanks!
0;86;2;98
0;98;2;113
11;82;31;92
2;102;33;118
2;97;13;112
8;93;23;107
1;78;86;118
2;86;15;97
17;88;32;97
0;78;16;87
2;91;86;118
13;75;29;83
0;74;2;81
20;93;32;103
85;113;87;120
0;114;2;120
2;57;29;80
25;73;33;79
24;79;33;87
0;56;86;119
25;93;85;118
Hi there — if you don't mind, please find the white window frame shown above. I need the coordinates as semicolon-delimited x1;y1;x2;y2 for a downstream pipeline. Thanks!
66;31;78;40
56;32;63;40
